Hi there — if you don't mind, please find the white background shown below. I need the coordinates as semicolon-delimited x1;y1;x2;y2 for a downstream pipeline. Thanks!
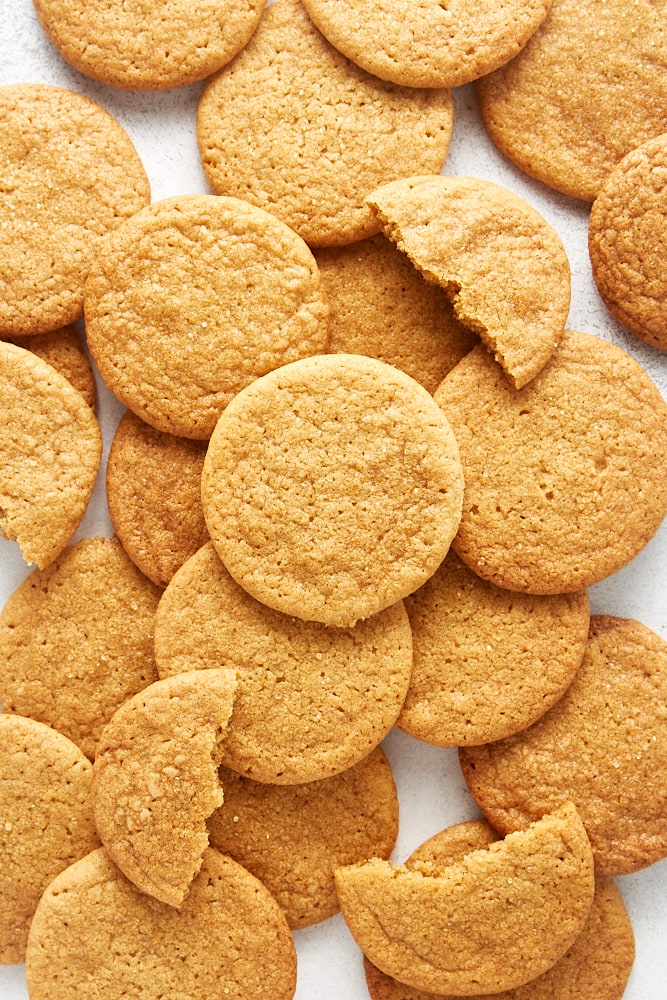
0;1;666;998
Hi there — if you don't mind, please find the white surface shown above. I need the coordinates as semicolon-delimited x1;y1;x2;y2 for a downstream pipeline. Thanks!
1;2;666;998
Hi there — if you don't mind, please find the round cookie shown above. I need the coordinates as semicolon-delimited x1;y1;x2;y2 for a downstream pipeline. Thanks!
0;715;99;965
201;353;464;628
0;536;162;760
0;83;150;336
208;747;398;928
433;330;667;594
32;0;265;91
84;193;329;439
197;0;454;247
460;616;667;876
6;325;97;409
25;847;297;1000
397;550;590;746
314;235;477;394
154;542;413;783
301;0;552;89
107;411;209;588
475;0;667;202
589;133;667;353
0;341;102;570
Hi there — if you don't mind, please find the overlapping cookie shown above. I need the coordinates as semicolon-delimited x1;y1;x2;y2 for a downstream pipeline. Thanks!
5;326;96;410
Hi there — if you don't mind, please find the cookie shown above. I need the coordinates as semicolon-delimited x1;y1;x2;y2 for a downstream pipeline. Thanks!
434;330;667;594
475;0;667;201
301;0;551;88
201;353;464;627
0;536;162;760
0;715;99;965
589;133;667;353
154;542;413;783
25;847;297;1000
366;174;570;388
84;193;329;439
32;0;265;90
197;0;454;247
208;747;398;928
0;341;102;570
6;325;97;409
397;549;590;746
106;411;209;588
0;83;150;336
460;616;667;875
314;235;477;394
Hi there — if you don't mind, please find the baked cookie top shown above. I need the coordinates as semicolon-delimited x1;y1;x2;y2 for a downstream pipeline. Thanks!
201;353;464;627
0;83;150;336
5;326;97;410
85;193;329;439
197;0;454;247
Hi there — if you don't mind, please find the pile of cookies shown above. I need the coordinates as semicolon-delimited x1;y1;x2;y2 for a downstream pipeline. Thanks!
1;1;667;998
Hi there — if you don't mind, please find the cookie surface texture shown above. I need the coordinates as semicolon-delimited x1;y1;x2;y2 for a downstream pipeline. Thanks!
6;325;97;409
0;83;150;336
434;330;667;594
367;174;570;388
32;0;265;90
25;847;297;1000
197;0;454;247
475;0;667;201
0;341;102;569
201;353;464;627
589;133;667;353
154;542;413;782
460;616;667;876
85;193;329;439
0;715;99;965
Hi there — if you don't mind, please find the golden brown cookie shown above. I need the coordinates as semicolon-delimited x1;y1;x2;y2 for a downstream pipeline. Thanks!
589;133;667;353
434;330;667;594
475;0;667;201
0;536;162;760
85;193;329;439
208;747;398;928
0;714;99;965
32;0;265;90
6;325;97;409
197;0;454;247
25;847;297;1000
154;542;413;783
366;174;570;388
0;83;150;336
201;353;464;627
460;616;667;876
0;341;102;570
106;411;209;588
397;550;590;746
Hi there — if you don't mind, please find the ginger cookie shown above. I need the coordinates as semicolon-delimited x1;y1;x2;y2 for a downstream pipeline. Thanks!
201;353;464;628
154;542;413;783
367;174;570;388
25;847;297;1000
397;549;590;747
32;0;265;91
107;411;209;588
301;0;551;89
589;133;667;353
197;0;454;247
460;616;667;876
84;193;329;439
6;325;97;409
0;715;99;965
0;83;150;336
475;0;667;202
434;330;667;594
335;802;595;996
93;670;236;908
314;235;477;394
208;747;398;928
0;536;162;760
0;341;102;570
